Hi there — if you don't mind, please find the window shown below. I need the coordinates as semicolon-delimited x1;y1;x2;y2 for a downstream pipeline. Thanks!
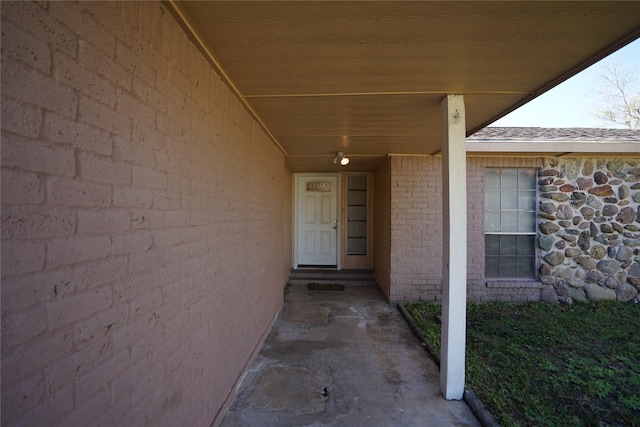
485;169;537;279
346;175;368;255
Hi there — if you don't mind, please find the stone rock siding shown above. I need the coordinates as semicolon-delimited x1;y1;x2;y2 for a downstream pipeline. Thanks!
537;158;640;304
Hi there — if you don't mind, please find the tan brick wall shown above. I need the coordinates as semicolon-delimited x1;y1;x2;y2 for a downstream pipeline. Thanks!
389;156;442;301
388;155;542;302
374;157;392;300
467;157;544;302
1;2;285;426
283;167;293;277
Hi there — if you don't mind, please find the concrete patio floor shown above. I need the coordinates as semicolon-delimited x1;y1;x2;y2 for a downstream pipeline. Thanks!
221;284;481;427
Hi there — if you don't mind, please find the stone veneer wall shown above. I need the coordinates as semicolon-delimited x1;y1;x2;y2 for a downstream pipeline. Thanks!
537;158;640;304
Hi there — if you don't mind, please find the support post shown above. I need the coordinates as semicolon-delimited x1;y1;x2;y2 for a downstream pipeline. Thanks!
440;94;467;400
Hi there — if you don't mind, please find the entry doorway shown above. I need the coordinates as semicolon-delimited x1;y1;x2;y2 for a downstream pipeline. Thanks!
295;174;339;267
293;173;373;270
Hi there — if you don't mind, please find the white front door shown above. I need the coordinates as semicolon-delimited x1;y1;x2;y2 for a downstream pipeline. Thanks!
296;175;338;266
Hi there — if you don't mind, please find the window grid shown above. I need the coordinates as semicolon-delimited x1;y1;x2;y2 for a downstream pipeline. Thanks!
485;169;537;279
347;175;367;255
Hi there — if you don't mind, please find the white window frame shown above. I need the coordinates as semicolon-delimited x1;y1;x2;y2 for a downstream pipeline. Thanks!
484;168;538;280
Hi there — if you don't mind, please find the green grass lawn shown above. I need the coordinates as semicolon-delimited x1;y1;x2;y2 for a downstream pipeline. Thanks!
402;301;640;427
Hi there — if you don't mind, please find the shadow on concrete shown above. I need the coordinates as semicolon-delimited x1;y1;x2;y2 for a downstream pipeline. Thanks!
221;284;481;427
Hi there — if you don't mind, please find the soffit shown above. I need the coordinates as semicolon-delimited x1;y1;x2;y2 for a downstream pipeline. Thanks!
170;1;640;172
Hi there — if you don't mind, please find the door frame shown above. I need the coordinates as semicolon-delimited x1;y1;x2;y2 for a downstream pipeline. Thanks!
293;173;342;269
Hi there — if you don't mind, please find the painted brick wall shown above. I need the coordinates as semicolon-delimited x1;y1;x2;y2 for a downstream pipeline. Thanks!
467;157;543;302
374;157;392;300
388;155;542;302
389;156;442;301
283;168;293;279
1;2;285;426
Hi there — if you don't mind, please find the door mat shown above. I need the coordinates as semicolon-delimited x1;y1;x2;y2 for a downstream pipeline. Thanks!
307;283;344;291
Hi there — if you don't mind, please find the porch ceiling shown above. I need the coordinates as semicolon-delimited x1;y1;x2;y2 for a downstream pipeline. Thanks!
169;1;640;172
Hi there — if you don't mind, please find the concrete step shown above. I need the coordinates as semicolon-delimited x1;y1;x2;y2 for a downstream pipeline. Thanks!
288;269;377;287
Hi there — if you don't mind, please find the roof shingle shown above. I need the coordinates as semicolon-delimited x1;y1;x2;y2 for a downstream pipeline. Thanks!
469;127;640;142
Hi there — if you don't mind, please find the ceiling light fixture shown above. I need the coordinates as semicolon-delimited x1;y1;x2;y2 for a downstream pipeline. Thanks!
333;151;350;166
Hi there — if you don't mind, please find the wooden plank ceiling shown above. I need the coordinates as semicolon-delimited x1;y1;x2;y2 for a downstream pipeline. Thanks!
169;1;640;172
